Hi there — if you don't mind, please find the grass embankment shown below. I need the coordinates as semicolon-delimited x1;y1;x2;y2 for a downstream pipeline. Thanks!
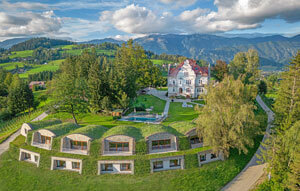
163;102;199;124
0;104;267;191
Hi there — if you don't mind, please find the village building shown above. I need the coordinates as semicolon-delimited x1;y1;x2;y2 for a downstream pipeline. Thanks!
168;59;210;98
29;81;46;90
21;123;34;137
98;160;134;175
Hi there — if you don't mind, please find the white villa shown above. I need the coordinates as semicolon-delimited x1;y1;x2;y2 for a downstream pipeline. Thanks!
168;59;210;98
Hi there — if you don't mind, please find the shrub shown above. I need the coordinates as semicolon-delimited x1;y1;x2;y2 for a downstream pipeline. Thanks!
135;141;147;155
179;137;190;150
184;154;199;169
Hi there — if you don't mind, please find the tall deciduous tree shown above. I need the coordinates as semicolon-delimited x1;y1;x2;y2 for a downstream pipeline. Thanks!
229;49;260;84
195;76;259;158
51;57;89;125
212;60;228;82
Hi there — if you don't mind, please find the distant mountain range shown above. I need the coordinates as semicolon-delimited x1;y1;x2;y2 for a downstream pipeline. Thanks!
1;34;300;70
0;38;30;49
83;34;300;70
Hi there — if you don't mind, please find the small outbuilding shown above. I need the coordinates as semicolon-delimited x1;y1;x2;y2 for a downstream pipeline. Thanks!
61;134;92;155
19;148;40;167
102;135;135;156
51;156;82;174
185;128;203;149
112;109;123;117
31;129;56;150
146;132;178;154
197;150;224;166
20;123;34;137
150;155;184;173
98;160;134;175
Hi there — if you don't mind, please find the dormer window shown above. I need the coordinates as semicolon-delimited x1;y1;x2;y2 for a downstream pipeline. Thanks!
184;72;188;77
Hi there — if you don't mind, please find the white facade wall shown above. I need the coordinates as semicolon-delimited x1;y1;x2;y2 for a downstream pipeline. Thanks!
150;156;184;173
98;160;134;175
51;157;83;174
168;60;209;98
20;123;33;137
197;150;224;166
19;148;40;167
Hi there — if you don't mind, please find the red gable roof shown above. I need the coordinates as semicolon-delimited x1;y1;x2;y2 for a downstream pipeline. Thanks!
169;59;209;77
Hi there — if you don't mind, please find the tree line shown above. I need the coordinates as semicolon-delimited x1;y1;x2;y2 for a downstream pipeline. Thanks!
50;40;163;124
0;69;34;121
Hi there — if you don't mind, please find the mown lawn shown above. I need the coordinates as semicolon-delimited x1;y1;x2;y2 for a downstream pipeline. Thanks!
163;102;199;125
133;94;166;114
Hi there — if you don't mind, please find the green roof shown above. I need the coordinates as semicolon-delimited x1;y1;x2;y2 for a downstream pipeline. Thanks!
140;124;180;138
168;121;196;135
102;125;142;141
29;119;62;130
40;122;79;137
68;125;108;139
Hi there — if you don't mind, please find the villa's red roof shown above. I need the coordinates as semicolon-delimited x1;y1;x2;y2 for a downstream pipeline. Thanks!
169;59;208;77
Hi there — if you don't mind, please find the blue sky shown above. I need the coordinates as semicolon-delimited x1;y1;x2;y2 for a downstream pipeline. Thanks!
0;0;300;41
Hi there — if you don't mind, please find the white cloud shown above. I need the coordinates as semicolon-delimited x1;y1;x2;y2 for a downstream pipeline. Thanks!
100;4;175;34
159;0;197;7
0;11;61;37
100;0;300;35
0;0;49;10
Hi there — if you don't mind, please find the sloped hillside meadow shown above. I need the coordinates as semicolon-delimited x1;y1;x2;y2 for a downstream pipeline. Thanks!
0;101;267;191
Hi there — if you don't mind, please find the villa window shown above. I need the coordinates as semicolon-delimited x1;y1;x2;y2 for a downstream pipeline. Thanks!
186;88;191;93
152;139;171;150
56;160;66;168
199;80;202;84
41;135;51;144
170;159;181;167
173;87;175;92
190;136;201;145
173;80;175;85
109;142;129;152
72;162;80;170
153;161;163;169
211;153;217;159
186;80;191;85
70;140;87;150
179;80;181;84
184;72;189;77
101;164;113;171
200;154;206;162
120;163;131;171
24;153;31;160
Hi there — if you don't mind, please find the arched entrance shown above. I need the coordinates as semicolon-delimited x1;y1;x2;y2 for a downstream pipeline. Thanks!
179;88;183;94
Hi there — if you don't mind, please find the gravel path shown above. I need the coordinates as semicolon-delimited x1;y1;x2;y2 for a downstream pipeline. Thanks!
222;95;274;191
0;111;48;156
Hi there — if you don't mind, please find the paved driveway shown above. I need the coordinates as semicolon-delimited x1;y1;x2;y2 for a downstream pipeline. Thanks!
222;95;274;191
